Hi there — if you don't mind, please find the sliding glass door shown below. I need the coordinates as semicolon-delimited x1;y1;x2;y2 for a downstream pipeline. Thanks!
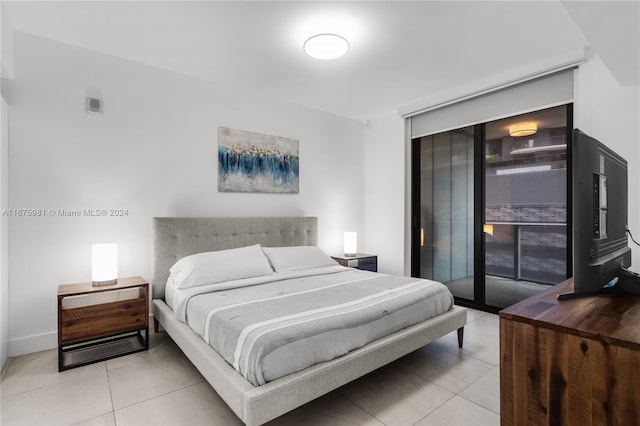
412;104;571;311
412;127;475;301
483;106;570;308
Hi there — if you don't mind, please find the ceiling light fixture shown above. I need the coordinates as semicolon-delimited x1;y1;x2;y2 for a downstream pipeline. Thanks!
509;122;538;137
303;33;349;60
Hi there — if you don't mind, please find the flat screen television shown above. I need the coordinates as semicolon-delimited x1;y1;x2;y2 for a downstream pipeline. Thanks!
560;129;640;299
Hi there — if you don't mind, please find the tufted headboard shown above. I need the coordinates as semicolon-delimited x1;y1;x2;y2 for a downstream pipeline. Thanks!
152;217;318;300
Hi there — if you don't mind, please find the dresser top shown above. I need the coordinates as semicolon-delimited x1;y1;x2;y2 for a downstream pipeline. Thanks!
500;278;640;350
58;276;148;297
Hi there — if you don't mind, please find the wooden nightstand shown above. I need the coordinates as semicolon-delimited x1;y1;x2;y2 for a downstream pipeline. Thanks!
331;254;378;272
57;276;149;371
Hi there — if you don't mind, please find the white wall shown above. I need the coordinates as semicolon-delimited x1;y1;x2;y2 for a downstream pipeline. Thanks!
364;51;640;276
1;95;8;369
0;0;9;371
573;50;640;269
362;115;405;275
6;32;364;355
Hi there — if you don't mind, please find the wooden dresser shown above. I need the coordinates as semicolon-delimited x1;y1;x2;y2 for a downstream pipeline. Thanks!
500;278;640;426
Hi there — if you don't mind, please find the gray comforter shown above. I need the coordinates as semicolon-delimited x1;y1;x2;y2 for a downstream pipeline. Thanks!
171;266;454;386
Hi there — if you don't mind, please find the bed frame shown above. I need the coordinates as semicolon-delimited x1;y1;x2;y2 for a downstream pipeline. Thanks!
152;217;466;426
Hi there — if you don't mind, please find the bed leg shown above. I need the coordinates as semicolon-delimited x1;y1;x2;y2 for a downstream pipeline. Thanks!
457;327;464;348
153;317;159;333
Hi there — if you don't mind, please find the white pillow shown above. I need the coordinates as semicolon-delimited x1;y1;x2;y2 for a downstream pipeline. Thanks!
169;244;273;289
262;246;338;272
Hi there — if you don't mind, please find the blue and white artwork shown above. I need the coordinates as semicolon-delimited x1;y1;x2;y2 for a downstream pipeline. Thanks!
218;127;299;193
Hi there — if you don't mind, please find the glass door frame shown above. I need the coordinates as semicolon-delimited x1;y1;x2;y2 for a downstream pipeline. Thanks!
410;105;573;313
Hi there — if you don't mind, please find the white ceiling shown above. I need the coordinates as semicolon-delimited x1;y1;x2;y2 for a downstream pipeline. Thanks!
2;1;638;121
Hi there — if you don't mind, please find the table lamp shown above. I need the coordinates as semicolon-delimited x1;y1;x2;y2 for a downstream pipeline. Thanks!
92;243;118;286
344;232;357;257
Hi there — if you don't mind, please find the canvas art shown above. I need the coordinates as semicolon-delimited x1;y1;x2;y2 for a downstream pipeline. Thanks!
218;127;299;193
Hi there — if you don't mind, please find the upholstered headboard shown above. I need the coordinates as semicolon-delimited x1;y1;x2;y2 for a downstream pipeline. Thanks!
152;217;318;300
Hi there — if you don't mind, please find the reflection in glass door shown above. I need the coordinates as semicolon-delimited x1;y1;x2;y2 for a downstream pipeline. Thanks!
483;105;570;308
413;127;475;301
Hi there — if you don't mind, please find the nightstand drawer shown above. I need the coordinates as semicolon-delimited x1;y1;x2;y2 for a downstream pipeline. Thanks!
331;254;377;272
356;263;377;272
60;298;147;344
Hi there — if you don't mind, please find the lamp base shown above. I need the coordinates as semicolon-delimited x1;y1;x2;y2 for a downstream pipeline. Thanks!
92;279;117;287
344;253;357;258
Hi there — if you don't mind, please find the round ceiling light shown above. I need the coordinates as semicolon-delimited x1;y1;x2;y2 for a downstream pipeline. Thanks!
303;33;349;60
509;122;538;137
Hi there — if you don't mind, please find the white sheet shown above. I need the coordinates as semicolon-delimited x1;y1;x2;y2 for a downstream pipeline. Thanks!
166;265;348;321
168;266;454;385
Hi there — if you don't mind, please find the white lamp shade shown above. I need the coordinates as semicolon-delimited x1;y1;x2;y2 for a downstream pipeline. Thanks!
92;243;118;285
344;232;357;257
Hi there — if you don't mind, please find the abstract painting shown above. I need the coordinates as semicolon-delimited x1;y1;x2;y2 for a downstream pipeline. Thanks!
218;126;299;193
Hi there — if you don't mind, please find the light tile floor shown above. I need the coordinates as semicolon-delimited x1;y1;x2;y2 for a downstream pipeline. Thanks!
0;308;500;426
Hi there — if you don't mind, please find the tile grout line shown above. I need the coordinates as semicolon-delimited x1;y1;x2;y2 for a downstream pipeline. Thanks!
457;393;501;417
110;379;206;413
411;393;458;426
396;343;472;423
342;361;458;426
404;367;461;426
455;365;500;415
102;338;176;374
65;362;114;426
457;363;498;390
333;390;388;426
398;347;499;424
3;349;59;369
102;337;205;414
105;360;117;425
456;349;499;367
0;364;109;400
432;332;500;367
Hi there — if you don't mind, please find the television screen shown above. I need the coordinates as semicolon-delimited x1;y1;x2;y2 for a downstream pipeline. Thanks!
562;129;639;299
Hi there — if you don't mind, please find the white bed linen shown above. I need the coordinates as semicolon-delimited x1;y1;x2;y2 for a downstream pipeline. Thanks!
168;266;454;386
166;265;346;320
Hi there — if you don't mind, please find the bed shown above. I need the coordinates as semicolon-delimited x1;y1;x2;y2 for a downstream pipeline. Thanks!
152;217;467;426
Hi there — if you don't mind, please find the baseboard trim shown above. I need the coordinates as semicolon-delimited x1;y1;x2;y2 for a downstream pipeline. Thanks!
8;315;155;357
8;331;57;357
1;356;11;379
